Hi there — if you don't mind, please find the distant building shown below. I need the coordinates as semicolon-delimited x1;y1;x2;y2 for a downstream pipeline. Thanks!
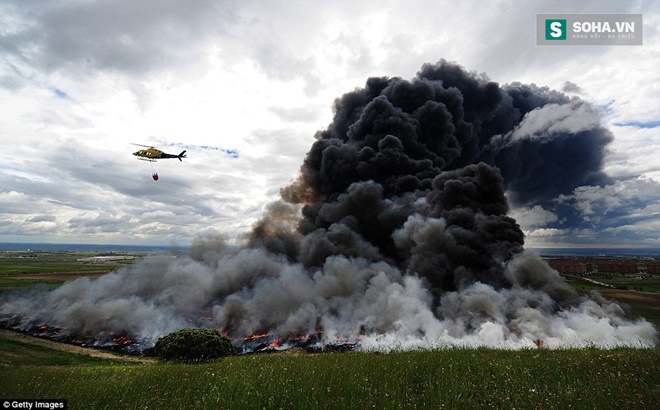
77;255;137;263
547;260;591;274
597;261;637;275
647;262;660;274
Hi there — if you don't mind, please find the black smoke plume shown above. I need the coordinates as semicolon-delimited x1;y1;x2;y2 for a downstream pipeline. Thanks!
1;60;655;350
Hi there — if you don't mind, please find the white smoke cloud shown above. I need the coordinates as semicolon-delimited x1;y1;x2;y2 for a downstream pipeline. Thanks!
2;245;655;351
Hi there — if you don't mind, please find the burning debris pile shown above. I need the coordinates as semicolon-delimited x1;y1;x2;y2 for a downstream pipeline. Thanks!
0;321;149;354
240;331;357;354
1;60;657;353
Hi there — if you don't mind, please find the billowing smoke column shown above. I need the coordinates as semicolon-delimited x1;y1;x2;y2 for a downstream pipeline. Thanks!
1;60;656;350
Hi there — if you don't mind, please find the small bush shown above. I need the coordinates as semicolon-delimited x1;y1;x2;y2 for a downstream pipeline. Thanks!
152;328;237;362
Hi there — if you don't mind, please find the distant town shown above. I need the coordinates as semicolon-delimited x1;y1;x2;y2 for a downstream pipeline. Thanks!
545;257;660;276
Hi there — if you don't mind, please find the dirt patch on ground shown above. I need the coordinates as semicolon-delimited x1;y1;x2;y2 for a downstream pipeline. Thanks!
598;289;660;310
0;329;155;364
6;273;107;281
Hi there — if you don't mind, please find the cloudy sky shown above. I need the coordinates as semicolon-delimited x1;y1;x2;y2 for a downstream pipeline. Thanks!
1;0;659;248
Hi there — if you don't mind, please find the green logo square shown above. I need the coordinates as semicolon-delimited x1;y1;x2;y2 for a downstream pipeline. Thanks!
545;19;566;40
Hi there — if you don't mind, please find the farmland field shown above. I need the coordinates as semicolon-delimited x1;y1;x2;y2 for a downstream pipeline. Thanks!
0;250;143;290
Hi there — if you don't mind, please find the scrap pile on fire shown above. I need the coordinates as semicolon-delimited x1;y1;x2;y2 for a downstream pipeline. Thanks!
1;60;657;353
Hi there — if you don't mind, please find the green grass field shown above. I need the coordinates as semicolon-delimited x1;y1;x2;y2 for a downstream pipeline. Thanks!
0;335;111;367
0;251;135;292
1;335;658;409
0;251;135;277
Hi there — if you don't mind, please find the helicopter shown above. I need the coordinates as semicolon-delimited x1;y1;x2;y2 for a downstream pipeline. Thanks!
132;144;187;162
131;144;186;181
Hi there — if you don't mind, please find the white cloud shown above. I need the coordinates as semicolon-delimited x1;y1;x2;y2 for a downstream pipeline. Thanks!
504;101;601;144
510;205;559;230
1;0;659;246
605;125;660;181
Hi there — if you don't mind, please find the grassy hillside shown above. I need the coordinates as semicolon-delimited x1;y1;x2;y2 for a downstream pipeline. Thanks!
1;333;658;409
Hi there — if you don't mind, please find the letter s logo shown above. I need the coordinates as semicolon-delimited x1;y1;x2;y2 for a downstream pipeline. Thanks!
545;19;567;40
550;21;563;38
